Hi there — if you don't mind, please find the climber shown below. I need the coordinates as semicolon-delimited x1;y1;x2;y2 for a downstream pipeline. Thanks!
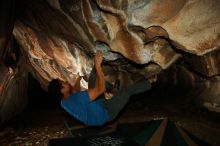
48;51;152;126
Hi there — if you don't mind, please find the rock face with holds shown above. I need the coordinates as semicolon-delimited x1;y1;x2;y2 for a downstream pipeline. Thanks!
1;0;220;124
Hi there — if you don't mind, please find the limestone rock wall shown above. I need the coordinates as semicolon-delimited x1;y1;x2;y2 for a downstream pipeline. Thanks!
13;0;220;84
12;0;220;111
0;57;28;124
0;0;29;125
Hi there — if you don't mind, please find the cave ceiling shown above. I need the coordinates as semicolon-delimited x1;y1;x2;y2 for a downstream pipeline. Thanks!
1;0;220;123
12;0;220;88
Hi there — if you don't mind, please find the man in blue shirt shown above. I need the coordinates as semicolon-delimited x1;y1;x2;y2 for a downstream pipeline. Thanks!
48;51;152;126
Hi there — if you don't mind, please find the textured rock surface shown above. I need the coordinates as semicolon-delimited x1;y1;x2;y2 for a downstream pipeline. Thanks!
0;49;28;124
130;0;220;55
0;0;29;125
184;49;220;77
13;21;92;89
157;64;220;113
0;0;17;61
13;0;220;85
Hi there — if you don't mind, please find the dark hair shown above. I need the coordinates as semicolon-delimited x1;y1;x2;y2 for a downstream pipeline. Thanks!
48;79;63;101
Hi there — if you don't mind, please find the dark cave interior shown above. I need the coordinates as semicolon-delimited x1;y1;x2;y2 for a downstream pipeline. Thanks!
1;0;220;145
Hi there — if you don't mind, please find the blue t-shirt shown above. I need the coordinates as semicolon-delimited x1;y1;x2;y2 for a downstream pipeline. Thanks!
61;91;110;126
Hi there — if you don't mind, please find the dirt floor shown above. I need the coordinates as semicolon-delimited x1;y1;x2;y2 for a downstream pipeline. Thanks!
1;88;220;146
